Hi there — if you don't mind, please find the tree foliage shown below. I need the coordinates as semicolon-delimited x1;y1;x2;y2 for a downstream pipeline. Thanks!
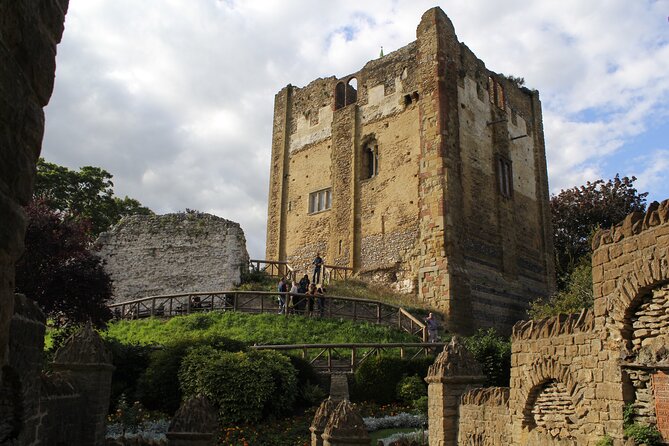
35;158;152;237
528;261;593;319
551;174;647;287
15;200;113;327
531;175;648;319
464;328;511;387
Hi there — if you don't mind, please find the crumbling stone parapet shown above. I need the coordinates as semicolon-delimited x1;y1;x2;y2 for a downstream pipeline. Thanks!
321;399;370;446
426;337;486;446
51;323;114;446
167;395;218;446
311;398;337;446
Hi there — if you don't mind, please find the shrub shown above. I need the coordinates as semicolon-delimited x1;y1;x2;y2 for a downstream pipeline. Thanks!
287;355;326;407
352;357;406;403
352;356;433;403
179;347;298;424
595;435;614;446
396;375;426;403
363;412;426;432
301;383;327;406
464;328;511;386
137;335;246;414
624;423;662;445
622;402;662;445
412;396;428;415
106;340;152;412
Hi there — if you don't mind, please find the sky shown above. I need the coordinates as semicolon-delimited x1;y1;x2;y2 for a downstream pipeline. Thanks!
42;0;669;259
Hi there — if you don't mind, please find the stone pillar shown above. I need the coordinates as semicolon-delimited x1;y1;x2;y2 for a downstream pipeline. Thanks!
8;294;47;445
310;398;337;446
166;395;218;446
321;399;370;446
425;336;486;446
51;323;114;446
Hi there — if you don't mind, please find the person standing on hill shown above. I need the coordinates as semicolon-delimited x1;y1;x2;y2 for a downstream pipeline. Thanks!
424;312;439;342
288;280;298;314
298;274;310;293
312;253;324;284
277;276;287;314
306;283;317;317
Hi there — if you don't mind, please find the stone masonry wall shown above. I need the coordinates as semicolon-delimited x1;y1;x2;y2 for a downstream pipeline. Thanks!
97;212;249;302
457;387;512;445
438;202;669;446
592;200;669;440
509;309;619;445
0;0;69;444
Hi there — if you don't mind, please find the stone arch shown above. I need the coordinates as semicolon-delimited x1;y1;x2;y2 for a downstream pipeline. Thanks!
620;280;669;355
345;77;358;105
519;358;585;432
604;246;669;341
360;134;378;180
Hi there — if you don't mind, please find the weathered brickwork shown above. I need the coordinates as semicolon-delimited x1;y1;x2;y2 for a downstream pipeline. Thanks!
266;7;555;335
457;387;512;445
435;201;669;445
97;212;249;302
0;1;69;444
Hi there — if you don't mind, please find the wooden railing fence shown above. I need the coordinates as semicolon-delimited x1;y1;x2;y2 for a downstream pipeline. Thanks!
108;291;427;341
322;264;354;283
248;259;353;285
251;342;446;374
248;259;295;280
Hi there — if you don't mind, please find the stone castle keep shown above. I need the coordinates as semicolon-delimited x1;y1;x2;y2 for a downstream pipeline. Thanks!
266;7;555;334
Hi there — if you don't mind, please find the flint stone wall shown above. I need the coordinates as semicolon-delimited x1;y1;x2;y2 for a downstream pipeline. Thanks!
97;212;249;302
443;201;669;446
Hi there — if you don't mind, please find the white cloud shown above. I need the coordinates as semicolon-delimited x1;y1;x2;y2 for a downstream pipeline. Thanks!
42;0;669;258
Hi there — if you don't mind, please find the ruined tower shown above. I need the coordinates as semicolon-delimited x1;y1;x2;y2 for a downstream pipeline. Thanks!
266;7;555;334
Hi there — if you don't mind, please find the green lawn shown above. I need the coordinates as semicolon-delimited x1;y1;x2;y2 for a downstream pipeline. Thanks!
102;311;418;346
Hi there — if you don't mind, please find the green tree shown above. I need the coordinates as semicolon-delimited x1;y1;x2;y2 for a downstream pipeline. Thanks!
551;174;647;287
15;200;113;327
531;175;647;319
528;261;593;319
34;158;152;236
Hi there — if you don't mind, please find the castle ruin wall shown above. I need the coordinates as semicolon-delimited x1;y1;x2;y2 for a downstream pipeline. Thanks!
432;200;669;445
97;213;250;302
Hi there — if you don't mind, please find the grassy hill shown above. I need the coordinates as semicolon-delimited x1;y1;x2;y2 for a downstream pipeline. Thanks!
103;311;418;346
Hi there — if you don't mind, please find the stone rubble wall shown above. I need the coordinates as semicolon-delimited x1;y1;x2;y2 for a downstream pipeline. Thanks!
97;212;249;302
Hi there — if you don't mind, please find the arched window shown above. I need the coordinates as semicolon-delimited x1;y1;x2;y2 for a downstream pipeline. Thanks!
335;77;359;110
334;82;346;110
346;78;358;105
362;140;378;179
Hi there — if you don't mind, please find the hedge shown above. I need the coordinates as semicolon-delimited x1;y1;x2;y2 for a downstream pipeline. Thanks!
179;347;298;424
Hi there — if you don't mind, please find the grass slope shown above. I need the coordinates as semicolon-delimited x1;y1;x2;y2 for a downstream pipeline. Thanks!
104;311;417;346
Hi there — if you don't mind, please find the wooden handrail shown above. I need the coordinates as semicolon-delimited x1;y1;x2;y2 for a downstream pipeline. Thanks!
249;259;291;265
252;342;444;349
251;342;447;373
399;307;426;327
109;290;405;309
